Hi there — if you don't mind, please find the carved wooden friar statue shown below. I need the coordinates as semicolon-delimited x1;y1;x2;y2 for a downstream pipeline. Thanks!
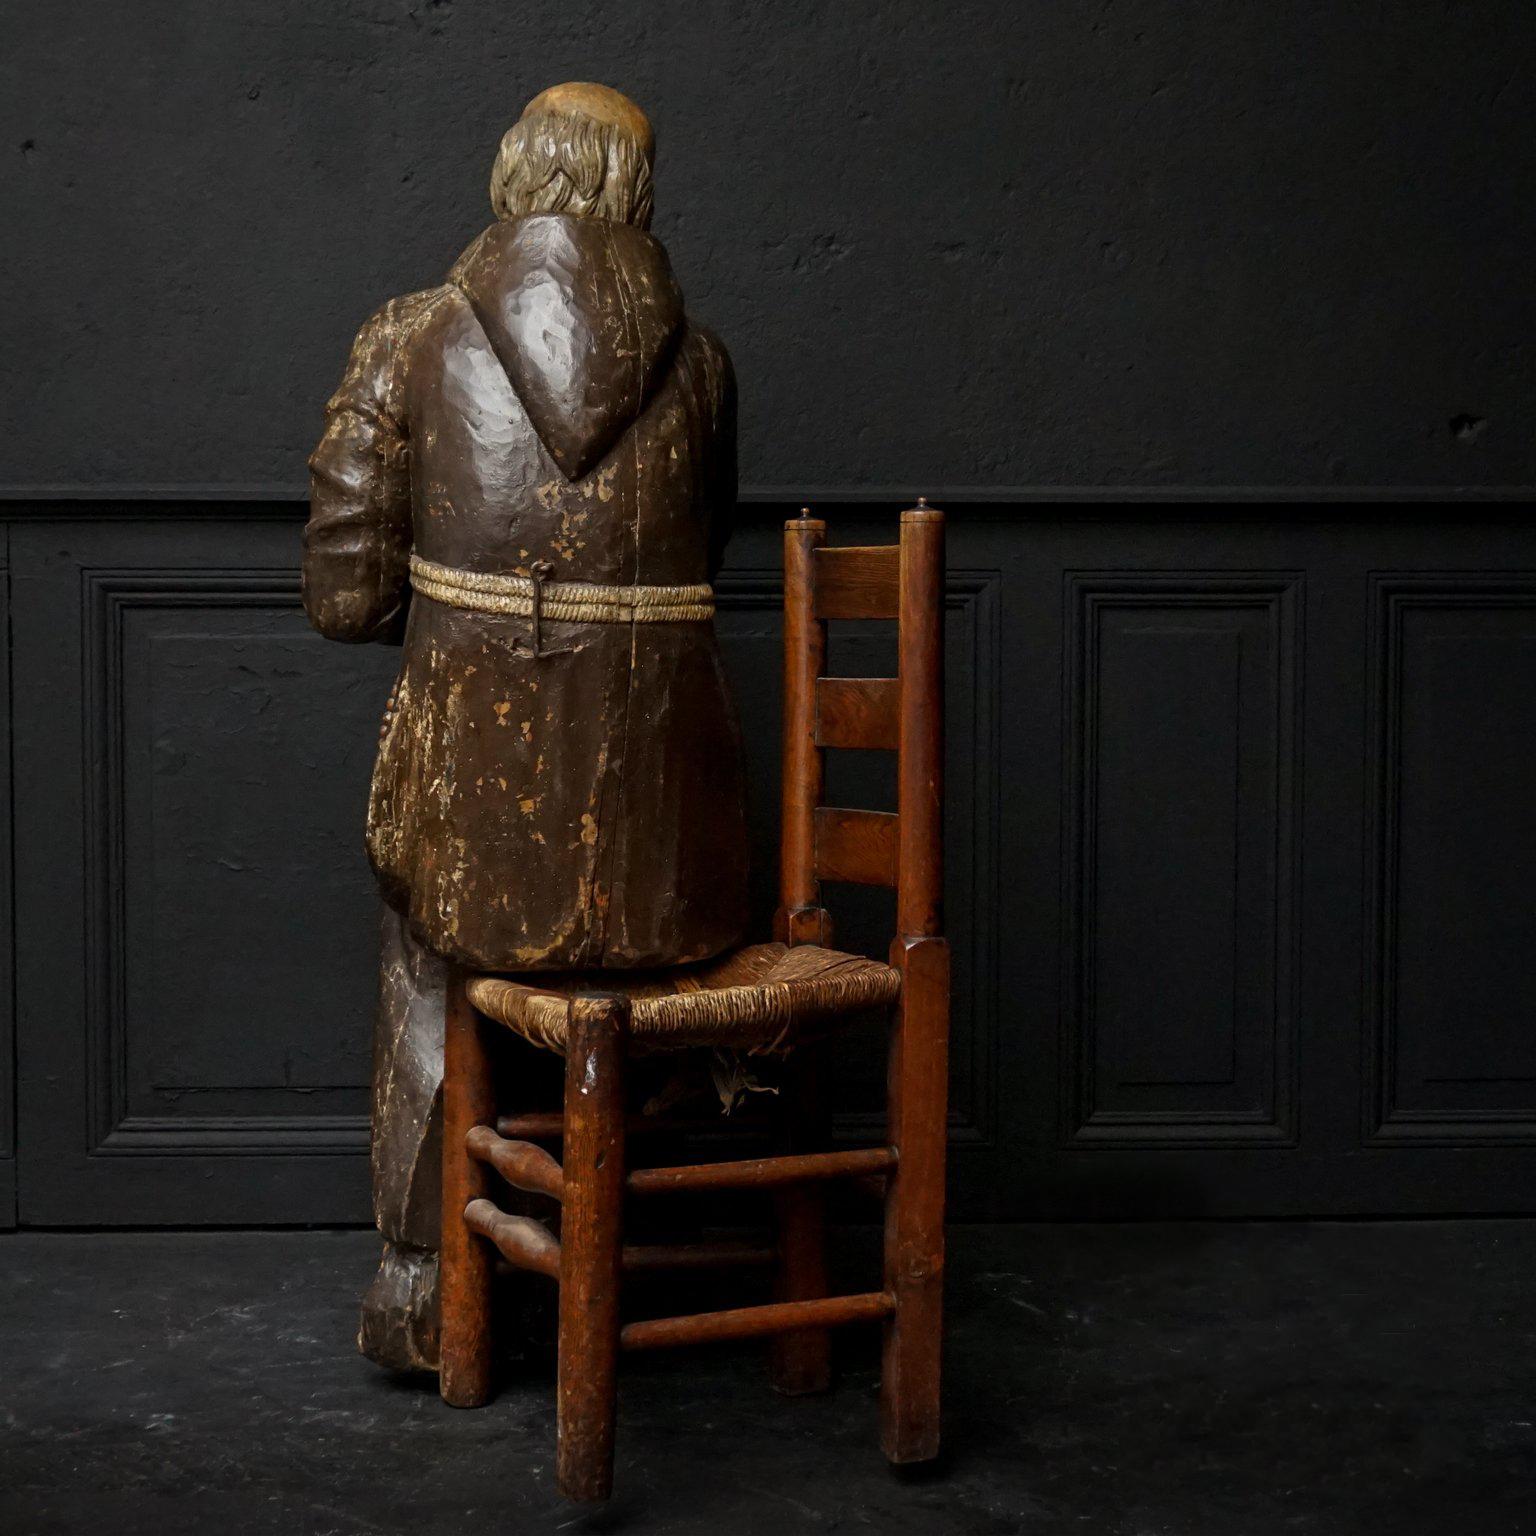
302;83;749;1371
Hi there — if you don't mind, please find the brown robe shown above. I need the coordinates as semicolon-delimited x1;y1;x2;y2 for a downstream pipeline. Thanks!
305;212;750;1369
304;212;750;973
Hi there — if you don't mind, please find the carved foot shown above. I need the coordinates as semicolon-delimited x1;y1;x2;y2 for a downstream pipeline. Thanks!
358;1243;440;1374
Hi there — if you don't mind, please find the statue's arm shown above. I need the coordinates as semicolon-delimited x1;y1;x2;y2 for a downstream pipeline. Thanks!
302;292;436;644
695;326;739;581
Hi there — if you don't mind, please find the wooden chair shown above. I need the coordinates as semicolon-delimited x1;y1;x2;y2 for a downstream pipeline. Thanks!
438;502;949;1501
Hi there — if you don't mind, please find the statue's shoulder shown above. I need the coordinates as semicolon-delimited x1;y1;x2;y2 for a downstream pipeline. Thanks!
355;284;458;359
330;284;458;418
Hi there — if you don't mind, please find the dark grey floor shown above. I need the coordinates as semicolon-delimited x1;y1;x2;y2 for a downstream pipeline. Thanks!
1;1223;1533;1535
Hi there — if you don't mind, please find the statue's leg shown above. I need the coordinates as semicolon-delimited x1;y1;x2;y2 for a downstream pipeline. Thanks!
358;903;446;1373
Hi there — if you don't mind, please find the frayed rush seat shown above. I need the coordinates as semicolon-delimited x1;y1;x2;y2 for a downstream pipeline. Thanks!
465;942;902;1055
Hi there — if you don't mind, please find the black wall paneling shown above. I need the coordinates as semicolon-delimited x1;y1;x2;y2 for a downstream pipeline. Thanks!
8;507;1536;1226
1011;520;1536;1219
1064;573;1299;1148
12;518;386;1224
1364;577;1536;1146
0;526;13;1227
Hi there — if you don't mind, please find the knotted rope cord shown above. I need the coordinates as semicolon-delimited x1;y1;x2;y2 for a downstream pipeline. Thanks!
409;553;714;623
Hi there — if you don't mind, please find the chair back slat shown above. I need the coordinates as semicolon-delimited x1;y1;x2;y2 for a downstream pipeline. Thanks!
816;676;900;751
812;545;900;619
814;807;899;888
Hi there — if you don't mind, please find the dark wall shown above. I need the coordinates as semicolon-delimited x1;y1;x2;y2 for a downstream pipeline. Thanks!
6;0;1535;496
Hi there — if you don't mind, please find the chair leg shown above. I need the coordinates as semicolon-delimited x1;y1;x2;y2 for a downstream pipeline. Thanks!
770;1045;832;1394
880;936;951;1463
556;995;628;1502
439;966;497;1408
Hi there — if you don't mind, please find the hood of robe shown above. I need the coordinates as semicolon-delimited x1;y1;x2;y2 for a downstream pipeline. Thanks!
450;213;684;481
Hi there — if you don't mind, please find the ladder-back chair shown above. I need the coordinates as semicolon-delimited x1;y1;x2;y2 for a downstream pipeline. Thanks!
438;503;950;1502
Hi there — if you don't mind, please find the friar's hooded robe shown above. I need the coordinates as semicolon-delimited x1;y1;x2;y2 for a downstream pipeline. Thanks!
304;212;750;974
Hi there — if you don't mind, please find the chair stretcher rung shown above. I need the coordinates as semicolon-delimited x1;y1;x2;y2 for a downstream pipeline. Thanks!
464;1200;561;1278
627;1145;897;1195
620;1291;895;1352
496;1111;775;1140
468;1203;776;1279
622;1241;775;1272
465;1125;564;1201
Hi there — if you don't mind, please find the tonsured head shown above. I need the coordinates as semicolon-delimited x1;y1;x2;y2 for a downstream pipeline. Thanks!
489;82;656;229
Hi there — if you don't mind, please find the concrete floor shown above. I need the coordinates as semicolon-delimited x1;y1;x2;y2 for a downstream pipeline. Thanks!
2;1222;1533;1535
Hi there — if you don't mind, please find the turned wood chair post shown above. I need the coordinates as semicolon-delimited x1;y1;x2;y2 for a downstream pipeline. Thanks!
771;513;834;1394
556;993;629;1502
881;504;949;1462
439;964;498;1408
779;511;829;943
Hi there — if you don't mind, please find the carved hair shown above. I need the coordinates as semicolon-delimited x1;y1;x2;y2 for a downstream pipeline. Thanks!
490;110;654;229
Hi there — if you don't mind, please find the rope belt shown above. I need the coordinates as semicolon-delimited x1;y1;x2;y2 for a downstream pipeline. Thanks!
408;554;715;624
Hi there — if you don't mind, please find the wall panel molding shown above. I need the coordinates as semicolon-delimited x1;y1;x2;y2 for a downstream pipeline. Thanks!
1365;575;1536;1145
1062;573;1301;1148
80;569;373;1159
0;539;13;1226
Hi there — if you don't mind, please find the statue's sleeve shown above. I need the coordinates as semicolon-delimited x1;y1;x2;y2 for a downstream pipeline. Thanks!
695;326;738;581
302;291;436;644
